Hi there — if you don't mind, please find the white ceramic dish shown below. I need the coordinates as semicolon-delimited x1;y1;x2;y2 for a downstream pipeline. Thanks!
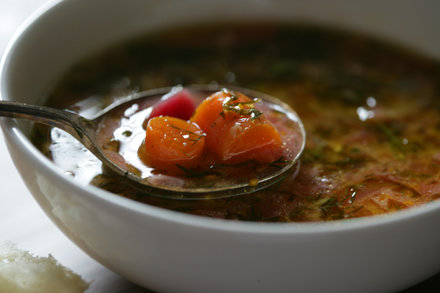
1;0;440;292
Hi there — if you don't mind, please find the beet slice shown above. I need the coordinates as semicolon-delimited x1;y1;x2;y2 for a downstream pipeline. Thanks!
149;88;196;121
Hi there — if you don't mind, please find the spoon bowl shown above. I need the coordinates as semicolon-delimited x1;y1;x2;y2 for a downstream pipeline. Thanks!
0;84;305;199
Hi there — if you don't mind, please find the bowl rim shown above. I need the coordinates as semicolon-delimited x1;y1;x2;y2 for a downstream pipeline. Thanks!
2;0;440;236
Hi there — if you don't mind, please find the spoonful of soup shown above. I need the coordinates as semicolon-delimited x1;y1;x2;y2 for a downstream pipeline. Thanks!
0;85;305;199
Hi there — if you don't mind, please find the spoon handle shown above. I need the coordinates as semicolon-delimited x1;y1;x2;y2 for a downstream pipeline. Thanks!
0;101;95;143
0;100;134;179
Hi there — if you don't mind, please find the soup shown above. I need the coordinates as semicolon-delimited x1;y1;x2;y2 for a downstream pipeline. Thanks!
32;23;440;222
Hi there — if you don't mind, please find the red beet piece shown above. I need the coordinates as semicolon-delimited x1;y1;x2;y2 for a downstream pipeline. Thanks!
149;88;196;121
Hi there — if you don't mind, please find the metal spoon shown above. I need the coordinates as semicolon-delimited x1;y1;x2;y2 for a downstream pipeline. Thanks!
0;85;305;200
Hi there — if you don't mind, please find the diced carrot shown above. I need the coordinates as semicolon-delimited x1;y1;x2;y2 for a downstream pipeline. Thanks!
224;121;283;163
191;90;282;164
141;116;207;170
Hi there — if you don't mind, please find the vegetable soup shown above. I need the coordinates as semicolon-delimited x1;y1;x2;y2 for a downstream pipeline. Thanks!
32;23;440;222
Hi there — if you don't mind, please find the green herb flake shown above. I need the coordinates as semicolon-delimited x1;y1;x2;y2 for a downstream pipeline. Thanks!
222;91;263;120
377;123;406;159
122;130;132;137
168;123;206;145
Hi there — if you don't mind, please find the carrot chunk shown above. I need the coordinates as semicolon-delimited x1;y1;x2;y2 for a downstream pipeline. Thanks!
191;90;282;164
141;116;206;170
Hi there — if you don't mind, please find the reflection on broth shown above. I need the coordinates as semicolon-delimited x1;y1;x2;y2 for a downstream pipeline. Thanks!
32;23;440;222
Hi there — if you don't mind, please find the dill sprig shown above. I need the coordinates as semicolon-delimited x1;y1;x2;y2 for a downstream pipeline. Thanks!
168;123;206;145
318;190;364;219
377;123;406;159
269;156;291;169
222;92;263;120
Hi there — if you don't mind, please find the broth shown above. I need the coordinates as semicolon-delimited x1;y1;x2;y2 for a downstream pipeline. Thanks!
32;23;440;222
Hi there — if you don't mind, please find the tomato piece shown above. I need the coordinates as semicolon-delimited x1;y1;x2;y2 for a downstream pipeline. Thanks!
141;116;207;170
191;90;282;164
149;88;196;121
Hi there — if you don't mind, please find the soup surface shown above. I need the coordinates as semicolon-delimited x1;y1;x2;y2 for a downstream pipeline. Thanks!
32;23;440;222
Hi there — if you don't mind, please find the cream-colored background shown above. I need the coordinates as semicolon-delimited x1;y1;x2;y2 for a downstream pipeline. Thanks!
0;1;438;292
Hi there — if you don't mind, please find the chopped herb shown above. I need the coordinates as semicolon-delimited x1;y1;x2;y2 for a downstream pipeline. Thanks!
168;123;206;145
222;91;263;120
377;123;406;159
122;130;132;137
319;196;338;212
269;156;291;169
346;205;364;216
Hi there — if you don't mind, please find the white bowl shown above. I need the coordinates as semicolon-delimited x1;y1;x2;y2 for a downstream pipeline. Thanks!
2;0;440;292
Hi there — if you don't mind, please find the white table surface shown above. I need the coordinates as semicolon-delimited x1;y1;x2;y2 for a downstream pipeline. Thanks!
0;1;439;292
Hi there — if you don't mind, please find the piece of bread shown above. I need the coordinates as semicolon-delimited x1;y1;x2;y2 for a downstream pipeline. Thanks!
0;242;89;293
